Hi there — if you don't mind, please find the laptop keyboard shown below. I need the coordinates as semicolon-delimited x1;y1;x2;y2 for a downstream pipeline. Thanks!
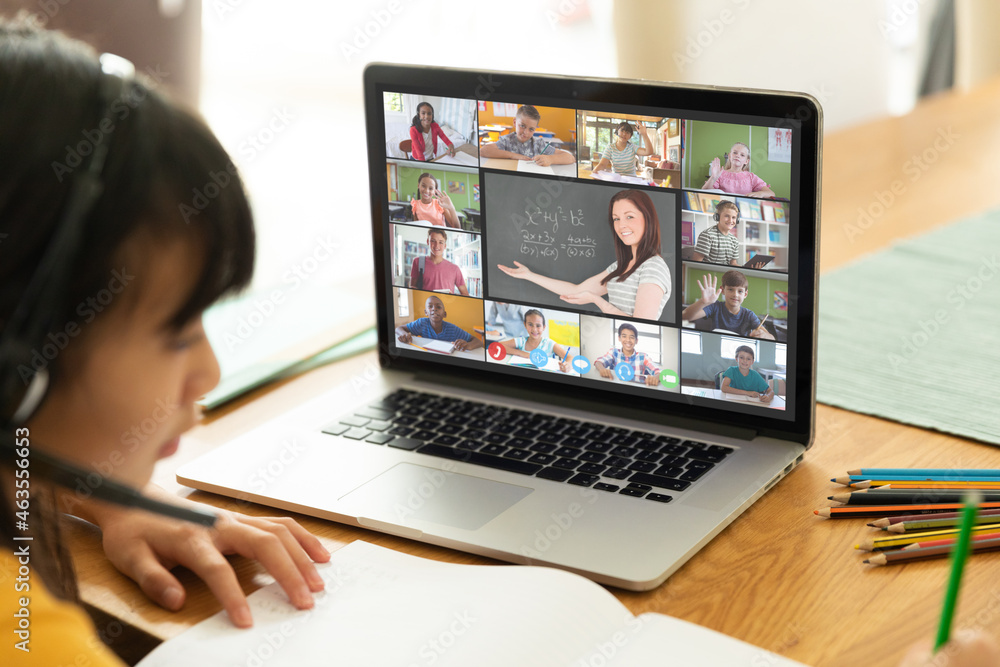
320;389;734;503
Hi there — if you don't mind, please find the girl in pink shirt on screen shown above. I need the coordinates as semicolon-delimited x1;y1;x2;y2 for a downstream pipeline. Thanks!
410;172;460;227
409;102;455;161
702;142;775;199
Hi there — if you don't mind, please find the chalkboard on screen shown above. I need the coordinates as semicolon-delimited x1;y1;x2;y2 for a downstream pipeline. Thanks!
483;172;676;322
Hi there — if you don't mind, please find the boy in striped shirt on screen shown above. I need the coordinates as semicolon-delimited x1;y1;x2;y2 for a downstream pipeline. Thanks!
692;201;741;266
594;323;661;386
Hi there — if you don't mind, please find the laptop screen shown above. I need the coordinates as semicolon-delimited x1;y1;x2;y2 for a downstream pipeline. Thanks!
365;66;820;440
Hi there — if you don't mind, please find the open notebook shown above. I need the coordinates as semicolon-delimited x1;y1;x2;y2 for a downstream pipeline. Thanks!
137;541;807;666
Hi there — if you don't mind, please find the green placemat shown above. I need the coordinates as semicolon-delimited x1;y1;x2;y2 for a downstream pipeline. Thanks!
817;210;1000;445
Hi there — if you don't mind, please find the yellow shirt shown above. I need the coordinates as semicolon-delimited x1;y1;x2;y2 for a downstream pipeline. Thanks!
1;547;124;666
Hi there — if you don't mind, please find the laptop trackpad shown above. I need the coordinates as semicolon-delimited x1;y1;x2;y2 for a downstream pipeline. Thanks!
339;463;533;532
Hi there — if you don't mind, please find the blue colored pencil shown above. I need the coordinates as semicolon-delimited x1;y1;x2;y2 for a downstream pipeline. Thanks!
849;468;1000;477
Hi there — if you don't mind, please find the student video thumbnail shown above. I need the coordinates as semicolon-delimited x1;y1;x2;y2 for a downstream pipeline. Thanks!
577;111;681;188
680;331;787;410
483;301;581;376
479;102;577;177
680;263;788;342
383;93;479;166
386;162;481;232
392;288;485;361
681;119;792;200
577;315;680;392
483;173;676;323
389;224;482;298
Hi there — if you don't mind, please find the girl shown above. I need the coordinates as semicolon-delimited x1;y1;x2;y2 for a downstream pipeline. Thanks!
497;190;671;321
499;310;573;372
408;101;455;162
1;20;328;665
701;142;775;198
409;172;460;228
591;122;654;177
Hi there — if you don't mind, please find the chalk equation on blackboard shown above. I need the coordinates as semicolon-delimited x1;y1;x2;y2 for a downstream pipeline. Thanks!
520;230;599;260
524;205;585;233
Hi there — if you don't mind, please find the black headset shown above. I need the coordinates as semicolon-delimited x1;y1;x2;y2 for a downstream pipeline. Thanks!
0;53;215;527
713;201;741;225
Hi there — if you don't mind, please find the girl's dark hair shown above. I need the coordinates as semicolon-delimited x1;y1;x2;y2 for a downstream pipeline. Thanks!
522;309;545;327
0;18;255;598
614;121;634;138
601;190;662;287
411;102;433;130
417;172;438;189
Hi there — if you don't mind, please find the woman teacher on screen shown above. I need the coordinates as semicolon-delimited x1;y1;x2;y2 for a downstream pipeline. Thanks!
497;189;671;320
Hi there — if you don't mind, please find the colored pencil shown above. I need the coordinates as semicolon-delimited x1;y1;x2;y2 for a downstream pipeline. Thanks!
830;491;1000;506
900;531;1000;551
814;502;1000;518
935;493;980;651
868;507;1000;528
885;515;1000;533
849;468;1000;477
864;537;1000;566
876;482;1000;490
833;475;1000;485
855;524;1000;551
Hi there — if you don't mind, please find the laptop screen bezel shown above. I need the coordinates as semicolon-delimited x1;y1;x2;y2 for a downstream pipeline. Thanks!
363;63;820;447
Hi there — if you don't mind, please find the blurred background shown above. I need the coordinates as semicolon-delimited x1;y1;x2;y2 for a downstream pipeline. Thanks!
4;0;998;393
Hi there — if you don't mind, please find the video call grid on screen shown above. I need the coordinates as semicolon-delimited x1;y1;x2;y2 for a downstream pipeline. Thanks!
377;86;803;418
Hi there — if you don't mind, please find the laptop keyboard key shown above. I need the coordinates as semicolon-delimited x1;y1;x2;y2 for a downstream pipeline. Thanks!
343;427;372;440
389;425;414;436
481;444;508;456
536;467;574;482
579;451;606;463
594;483;620;492
654;465;684;478
530;442;557;453
504;448;531;460
627;472;691;492
365;433;394;445
416;444;542;475
605;468;630;480
340;415;371;427
528;453;556;465
687;450;726;463
577;463;606;476
605;456;630;469
552;457;580;470
433;435;460;446
568;473;600;487
680;468;709;482
388;436;423;450
321;423;350;436
619;487;647;497
636;450;662;463
646;493;673;503
627;461;657;473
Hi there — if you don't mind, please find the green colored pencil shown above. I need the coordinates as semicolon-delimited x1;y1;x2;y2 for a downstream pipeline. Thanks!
934;492;981;651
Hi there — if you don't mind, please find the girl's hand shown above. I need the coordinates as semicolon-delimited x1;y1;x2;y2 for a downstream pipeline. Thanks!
435;189;455;210
511;153;532;161
558;358;571;373
559;291;597;306
448;146;456;157
899;630;1000;666
497;261;533;279
697;274;721;304
95;491;330;628
708;157;721;179
534;154;553;167
636;124;649;137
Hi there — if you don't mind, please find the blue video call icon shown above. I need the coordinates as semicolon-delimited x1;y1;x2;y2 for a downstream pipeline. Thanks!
614;362;635;382
571;355;591;374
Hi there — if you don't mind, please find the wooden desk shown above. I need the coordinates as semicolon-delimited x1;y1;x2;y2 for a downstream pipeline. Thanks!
480;157;578;178
71;77;1000;666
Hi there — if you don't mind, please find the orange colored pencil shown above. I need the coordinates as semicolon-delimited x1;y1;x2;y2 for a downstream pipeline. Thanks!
814;502;1000;518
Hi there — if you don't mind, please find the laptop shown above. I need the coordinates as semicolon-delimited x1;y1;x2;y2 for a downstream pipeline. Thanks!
178;64;821;591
